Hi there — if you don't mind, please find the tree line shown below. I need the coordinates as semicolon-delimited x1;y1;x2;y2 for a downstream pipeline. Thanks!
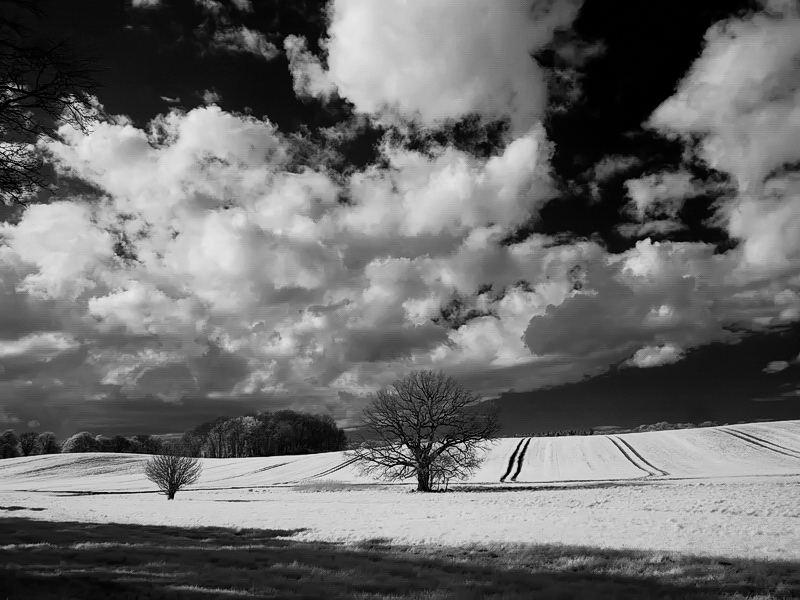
0;410;348;459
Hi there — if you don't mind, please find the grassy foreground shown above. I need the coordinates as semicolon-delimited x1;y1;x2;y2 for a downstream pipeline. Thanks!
0;514;797;599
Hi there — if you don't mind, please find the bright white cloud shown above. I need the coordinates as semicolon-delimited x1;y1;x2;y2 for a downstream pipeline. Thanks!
624;343;685;368
290;0;582;134
211;27;280;61
647;2;800;280
648;4;800;191
284;35;338;102
131;0;160;7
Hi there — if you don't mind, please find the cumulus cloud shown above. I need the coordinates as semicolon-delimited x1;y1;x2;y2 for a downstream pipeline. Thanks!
211;26;280;61
131;0;161;8
5;1;800;427
289;0;582;134
647;2;800;279
624;343;685;368
160;96;180;104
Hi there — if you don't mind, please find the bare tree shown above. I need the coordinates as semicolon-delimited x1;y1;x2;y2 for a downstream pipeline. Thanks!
143;453;202;500
350;370;499;492
0;0;98;204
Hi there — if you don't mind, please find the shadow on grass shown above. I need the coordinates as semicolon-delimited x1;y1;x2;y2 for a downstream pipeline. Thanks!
0;517;797;599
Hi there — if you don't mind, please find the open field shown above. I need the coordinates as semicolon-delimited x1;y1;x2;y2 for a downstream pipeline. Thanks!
1;421;799;597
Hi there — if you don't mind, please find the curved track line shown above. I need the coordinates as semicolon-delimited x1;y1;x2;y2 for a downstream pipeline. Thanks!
510;438;531;482
307;457;361;480
724;428;800;457
500;439;525;482
608;436;656;476
614;436;668;476
719;428;800;460
281;457;361;484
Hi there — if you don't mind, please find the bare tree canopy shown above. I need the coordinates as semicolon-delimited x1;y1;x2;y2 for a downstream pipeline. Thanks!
350;370;499;492
143;453;202;500
0;0;97;204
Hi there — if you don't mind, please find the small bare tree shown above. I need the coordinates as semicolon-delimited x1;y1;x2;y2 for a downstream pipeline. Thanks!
350;370;499;492
143;452;202;500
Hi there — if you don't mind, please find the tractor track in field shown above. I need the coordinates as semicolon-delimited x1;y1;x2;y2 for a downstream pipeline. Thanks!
500;439;527;483
719;428;800;460
608;436;663;477
510;438;531;482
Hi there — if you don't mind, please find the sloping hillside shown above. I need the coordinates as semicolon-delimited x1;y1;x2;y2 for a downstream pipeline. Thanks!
1;420;798;493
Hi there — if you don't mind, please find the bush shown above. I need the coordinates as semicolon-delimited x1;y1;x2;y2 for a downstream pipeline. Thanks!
0;429;20;458
18;431;38;456
61;431;100;453
37;432;60;454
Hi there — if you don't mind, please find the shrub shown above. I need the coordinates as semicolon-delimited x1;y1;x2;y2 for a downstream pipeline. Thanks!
0;429;20;458
61;431;100;453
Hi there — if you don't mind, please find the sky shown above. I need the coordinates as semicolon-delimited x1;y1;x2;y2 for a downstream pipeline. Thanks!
1;0;799;438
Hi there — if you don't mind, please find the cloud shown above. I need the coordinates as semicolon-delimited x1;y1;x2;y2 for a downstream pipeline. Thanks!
7;0;800;430
622;171;705;221
231;0;253;12
210;26;280;61
160;96;181;104
27;420;40;428
200;89;221;104
284;35;338;102
0;332;80;361
591;155;642;182
616;220;686;239
289;0;582;135
0;409;20;424
646;2;800;280
131;0;161;8
648;3;800;191
763;360;789;373
624;343;685;368
763;352;800;373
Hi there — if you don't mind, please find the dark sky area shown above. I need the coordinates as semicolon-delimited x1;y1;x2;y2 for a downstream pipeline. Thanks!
0;0;798;438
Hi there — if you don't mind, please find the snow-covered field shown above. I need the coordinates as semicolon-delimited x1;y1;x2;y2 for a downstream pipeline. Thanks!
1;420;799;561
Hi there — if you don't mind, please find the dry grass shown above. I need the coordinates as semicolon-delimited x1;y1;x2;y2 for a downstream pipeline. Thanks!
0;517;797;599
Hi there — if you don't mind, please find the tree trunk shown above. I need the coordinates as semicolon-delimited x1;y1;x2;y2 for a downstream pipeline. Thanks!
168;490;175;500
416;468;431;492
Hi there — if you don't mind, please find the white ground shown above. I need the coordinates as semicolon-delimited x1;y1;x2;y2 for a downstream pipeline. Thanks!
1;420;799;561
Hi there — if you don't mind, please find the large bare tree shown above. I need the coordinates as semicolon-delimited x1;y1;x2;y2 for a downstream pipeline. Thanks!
350;370;499;492
0;0;97;205
144;453;203;500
